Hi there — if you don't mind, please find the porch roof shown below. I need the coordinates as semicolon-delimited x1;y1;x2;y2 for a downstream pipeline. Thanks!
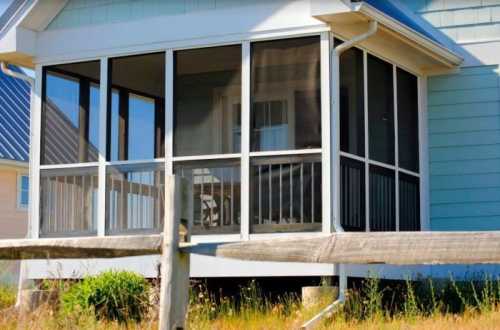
311;0;463;74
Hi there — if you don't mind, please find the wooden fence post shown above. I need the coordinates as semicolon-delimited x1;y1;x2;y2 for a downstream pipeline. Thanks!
159;176;192;330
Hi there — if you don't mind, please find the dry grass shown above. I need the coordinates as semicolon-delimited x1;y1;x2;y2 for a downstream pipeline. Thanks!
2;299;500;329
3;276;500;329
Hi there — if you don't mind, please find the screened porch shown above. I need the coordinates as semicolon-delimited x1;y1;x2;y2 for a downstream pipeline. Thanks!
36;33;421;238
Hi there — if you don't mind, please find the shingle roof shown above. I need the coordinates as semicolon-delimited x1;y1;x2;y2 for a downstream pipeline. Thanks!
0;65;30;162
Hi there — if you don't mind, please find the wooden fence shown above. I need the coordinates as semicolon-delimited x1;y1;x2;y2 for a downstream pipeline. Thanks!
2;176;500;329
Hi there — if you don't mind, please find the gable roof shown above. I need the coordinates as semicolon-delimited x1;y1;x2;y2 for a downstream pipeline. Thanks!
0;65;30;163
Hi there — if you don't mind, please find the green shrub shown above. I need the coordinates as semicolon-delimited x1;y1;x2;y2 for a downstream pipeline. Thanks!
60;270;150;322
0;284;16;309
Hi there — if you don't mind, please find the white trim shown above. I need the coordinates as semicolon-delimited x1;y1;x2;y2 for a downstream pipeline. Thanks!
321;31;332;234
330;37;340;234
165;50;174;176
249;149;322;158
399;168;420;178
339;151;364;163
17;172;29;210
340;152;420;178
363;50;370;232
418;76;430;231
31;64;42;239
97;57;108;237
173;154;241;162
40;162;99;170
35;26;330;66
106;158;165;167
393;65;400;231
240;41;251;241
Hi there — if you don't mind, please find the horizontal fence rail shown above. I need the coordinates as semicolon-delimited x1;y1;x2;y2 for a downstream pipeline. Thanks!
4;232;500;265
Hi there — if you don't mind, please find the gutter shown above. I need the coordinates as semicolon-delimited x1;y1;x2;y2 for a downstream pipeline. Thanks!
301;21;378;330
354;2;462;67
1;61;34;85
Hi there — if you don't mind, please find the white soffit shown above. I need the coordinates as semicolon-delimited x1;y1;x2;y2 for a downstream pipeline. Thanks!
311;0;463;74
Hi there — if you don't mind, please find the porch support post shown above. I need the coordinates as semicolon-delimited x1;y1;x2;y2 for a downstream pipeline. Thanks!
159;176;191;330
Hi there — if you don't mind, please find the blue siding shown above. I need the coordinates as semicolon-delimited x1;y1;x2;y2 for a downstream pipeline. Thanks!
399;0;500;44
48;0;273;30
428;65;500;230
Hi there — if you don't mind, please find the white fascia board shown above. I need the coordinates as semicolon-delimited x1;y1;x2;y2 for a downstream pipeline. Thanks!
355;2;463;68
0;26;36;59
0;28;17;53
310;0;352;18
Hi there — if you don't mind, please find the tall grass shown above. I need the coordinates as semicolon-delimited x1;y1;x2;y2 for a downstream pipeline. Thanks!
3;275;500;329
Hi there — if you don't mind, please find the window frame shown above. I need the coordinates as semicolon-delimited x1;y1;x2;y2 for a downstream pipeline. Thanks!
335;35;424;232
17;173;29;210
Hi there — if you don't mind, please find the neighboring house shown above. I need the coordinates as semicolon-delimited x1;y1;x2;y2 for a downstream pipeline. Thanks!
0;0;498;281
0;65;30;283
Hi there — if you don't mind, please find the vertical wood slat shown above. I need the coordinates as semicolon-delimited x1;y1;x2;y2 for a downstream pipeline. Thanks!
290;163;293;221
268;164;272;224
231;168;234;226
311;163;315;223
279;164;282;223
300;163;303;223
220;168;224;226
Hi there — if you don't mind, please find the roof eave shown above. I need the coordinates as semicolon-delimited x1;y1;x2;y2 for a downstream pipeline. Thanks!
355;2;463;68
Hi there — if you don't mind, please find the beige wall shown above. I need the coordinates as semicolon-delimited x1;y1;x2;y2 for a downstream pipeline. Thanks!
0;167;28;239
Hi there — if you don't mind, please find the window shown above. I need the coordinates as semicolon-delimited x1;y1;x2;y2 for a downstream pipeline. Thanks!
174;45;242;234
250;36;322;233
107;53;165;161
18;175;29;209
174;45;241;156
41;61;100;164
251;37;321;152
40;61;101;237
339;45;364;157
106;53;166;233
339;46;420;232
368;54;394;165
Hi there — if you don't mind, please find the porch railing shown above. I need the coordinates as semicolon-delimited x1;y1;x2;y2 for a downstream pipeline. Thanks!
250;154;322;233
39;167;98;237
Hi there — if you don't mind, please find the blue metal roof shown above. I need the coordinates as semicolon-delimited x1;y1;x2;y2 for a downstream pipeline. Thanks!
0;65;30;162
360;0;443;46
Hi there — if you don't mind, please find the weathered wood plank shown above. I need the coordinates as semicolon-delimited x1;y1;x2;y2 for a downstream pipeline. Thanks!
0;235;161;260
5;231;500;265
159;176;191;330
183;232;500;265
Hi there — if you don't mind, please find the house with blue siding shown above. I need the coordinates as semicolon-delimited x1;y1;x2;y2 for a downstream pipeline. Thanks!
0;0;499;282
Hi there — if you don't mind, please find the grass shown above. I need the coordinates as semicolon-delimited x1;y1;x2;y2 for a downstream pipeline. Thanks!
3;276;500;329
